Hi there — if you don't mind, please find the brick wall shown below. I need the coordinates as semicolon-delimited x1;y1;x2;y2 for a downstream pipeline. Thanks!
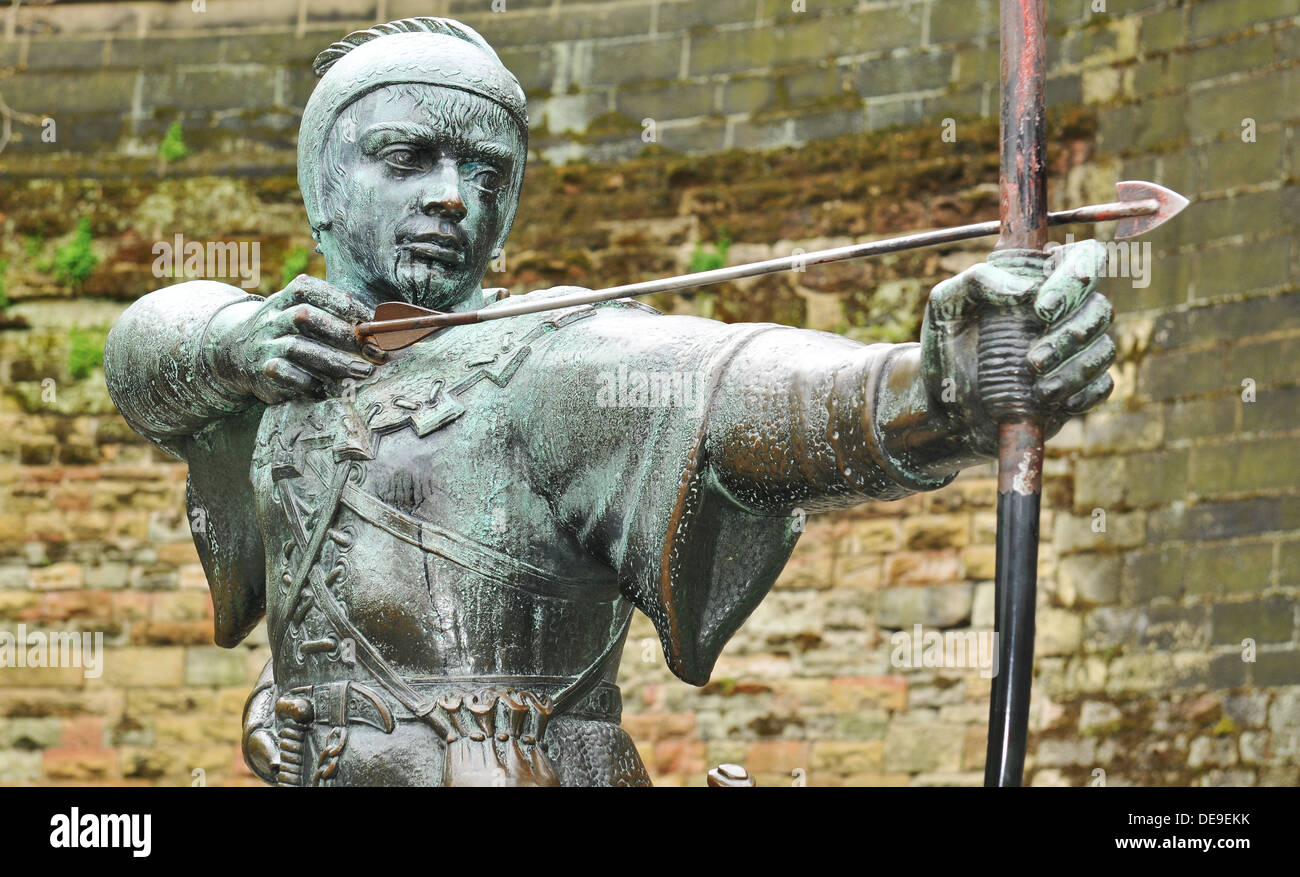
0;0;1296;786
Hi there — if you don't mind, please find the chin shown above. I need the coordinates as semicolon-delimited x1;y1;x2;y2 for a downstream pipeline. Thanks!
390;258;474;311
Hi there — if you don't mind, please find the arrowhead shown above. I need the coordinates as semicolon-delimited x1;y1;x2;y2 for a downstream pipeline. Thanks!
1114;181;1190;240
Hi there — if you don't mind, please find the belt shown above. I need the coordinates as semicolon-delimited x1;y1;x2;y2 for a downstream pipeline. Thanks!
289;676;623;730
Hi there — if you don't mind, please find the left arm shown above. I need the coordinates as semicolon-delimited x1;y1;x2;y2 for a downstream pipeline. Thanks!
707;240;1116;513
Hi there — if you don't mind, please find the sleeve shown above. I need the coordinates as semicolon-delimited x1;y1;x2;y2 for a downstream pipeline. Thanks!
104;281;268;646
516;299;976;685
104;280;261;455
704;327;986;514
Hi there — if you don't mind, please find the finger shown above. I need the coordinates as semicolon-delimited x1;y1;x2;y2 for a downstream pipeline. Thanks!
1034;334;1115;404
930;263;1035;321
1036;239;1107;323
261;356;324;401
282;336;375;382
283;275;372;323
1026;291;1113;375
1062;371;1114;414
280;303;364;353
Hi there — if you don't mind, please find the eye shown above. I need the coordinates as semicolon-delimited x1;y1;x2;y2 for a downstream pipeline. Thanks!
465;163;503;192
379;145;422;172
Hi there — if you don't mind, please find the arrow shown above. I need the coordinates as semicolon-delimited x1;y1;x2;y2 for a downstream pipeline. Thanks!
356;181;1187;353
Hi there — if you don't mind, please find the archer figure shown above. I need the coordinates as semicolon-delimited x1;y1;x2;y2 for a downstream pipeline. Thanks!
105;17;1115;786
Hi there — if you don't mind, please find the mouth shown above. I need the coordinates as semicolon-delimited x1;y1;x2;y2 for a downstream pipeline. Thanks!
396;232;465;267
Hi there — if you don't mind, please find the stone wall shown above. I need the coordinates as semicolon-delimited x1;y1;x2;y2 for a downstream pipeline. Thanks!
0;0;1296;786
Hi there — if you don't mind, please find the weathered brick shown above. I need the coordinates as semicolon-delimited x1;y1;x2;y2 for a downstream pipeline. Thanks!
1158;190;1282;251
744;740;810;775
1148;495;1300;544
95;647;184;688
1229;335;1300;388
901;515;968;550
1139;605;1209;650
1241;384;1300;434
1097;93;1186;153
1062;18;1139;66
1193;238;1291;302
811;739;884;774
1186;68;1300;143
1141;7;1184;52
1205;129;1285;192
1107;651;1209;694
44;745;117;780
882;550;961;585
1253;650;1300;686
688;26;774;78
1082;407;1163;452
1123;547;1183;602
1155;293;1300;351
24;38;107;71
1054;510;1146;553
883;721;964;772
1059;554;1120;606
9;70;138;115
876;584;972;628
1211;597;1295;645
793;107;866;142
30;563;83;591
720;76;776;114
1163;397;1235;442
1189;436;1300;496
184;646;250;687
1280;539;1300;586
1185;542;1274;597
1037;608;1084;656
0;749;44;782
1139;347;1227;401
929;0;997;44
0;717;62;749
657;0;757;31
591;34;682;85
1189;0;1300;41
142;69;278;113
496;46;556;95
1210;651;1249;688
464;5;655;48
615;82;714;122
858;51;951;96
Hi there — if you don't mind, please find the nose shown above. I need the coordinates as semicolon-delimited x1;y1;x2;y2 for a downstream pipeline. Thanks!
418;159;466;221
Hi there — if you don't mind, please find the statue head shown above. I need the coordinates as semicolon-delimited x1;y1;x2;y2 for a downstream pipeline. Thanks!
299;18;528;312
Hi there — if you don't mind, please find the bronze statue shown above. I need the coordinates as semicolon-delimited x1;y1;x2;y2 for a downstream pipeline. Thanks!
104;18;1118;786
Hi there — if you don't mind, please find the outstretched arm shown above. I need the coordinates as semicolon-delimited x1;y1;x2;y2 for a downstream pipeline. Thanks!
707;240;1115;513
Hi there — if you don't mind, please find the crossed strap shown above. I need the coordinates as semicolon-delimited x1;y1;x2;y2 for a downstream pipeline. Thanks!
274;455;631;732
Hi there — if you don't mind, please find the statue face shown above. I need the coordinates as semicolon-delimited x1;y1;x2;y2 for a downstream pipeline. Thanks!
319;84;524;311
